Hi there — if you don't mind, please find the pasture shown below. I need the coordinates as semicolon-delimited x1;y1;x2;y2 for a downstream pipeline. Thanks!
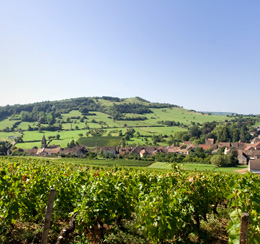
149;162;248;173
1;104;231;148
0;119;18;130
78;136;122;147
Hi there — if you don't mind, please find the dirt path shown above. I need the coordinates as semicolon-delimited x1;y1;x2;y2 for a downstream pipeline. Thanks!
234;168;248;174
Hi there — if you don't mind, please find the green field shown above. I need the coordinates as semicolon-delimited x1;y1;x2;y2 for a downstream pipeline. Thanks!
148;107;229;125
135;126;186;135
78;136;122;147
89;111;121;128
55;157;153;167
0;119;18;130
1;98;232;147
149;162;248;173
0;131;21;141
17;122;37;130
16;130;89;149
253;121;260;127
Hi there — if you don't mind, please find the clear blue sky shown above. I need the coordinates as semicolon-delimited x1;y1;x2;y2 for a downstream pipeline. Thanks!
0;1;259;114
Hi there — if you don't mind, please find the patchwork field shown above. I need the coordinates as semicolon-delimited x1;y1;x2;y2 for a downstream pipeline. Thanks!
0;100;232;149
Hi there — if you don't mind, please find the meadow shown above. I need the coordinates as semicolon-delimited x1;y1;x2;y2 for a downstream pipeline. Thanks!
0;103;233;149
78;136;122;147
0;118;18;130
149;162;248;173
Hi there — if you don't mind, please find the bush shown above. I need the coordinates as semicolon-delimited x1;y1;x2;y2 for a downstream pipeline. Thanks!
210;155;227;167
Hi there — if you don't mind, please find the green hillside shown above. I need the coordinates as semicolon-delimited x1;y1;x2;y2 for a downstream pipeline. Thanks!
0;96;256;149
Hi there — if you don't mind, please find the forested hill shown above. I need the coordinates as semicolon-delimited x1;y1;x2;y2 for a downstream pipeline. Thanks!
0;96;176;122
0;96;259;150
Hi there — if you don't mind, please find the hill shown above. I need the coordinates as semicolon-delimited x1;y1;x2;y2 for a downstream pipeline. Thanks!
0;96;257;150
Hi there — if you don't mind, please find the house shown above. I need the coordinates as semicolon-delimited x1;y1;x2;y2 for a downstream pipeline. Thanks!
24;148;38;156
251;137;260;145
183;141;192;145
145;146;157;155
131;146;144;155
36;146;61;156
244;145;255;151
118;146;132;157
248;159;260;174
140;149;149;158
60;146;87;157
231;142;247;150
205;138;214;145
36;147;61;156
157;146;169;154
255;142;260;150
168;146;180;154
244;150;260;160
101;146;117;157
245;142;260;151
197;144;215;151
168;146;189;155
218;142;231;149
238;153;249;165
224;147;230;155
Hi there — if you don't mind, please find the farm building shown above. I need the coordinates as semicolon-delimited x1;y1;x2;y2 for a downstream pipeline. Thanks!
248;159;260;174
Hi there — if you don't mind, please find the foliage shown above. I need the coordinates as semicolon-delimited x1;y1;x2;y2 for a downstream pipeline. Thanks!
0;157;259;243
0;141;11;155
210;155;226;167
111;103;152;115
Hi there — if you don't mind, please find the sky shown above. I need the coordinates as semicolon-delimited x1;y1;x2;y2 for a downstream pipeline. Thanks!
0;0;259;114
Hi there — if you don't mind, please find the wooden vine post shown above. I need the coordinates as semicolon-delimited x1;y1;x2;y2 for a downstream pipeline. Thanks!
41;188;56;244
239;212;249;244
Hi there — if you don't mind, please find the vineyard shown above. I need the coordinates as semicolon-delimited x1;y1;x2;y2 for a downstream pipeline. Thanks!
1;157;260;243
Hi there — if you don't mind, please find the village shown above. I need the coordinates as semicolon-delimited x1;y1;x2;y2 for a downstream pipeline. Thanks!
19;134;260;174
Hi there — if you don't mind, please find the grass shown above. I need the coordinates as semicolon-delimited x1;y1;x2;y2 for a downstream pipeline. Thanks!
135;126;186;135
0;132;21;142
104;128;127;136
17;122;37;130
149;162;248;173
0;119;18;130
17;130;89;149
17;128;125;149
1;155;247;173
78;136;122;147
1;105;230;149
147;107;229;125
1;156;153;168
253;121;260;127
113;107;228;128
61;110;82;119
89;112;121;128
55;158;153;167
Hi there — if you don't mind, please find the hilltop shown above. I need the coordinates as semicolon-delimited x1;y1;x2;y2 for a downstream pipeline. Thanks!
0;96;258;150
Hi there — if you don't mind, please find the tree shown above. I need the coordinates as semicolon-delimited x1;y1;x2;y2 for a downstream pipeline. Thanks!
80;107;89;115
232;128;240;142
189;125;201;138
0;142;9;155
227;148;239;166
210;155;226;167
